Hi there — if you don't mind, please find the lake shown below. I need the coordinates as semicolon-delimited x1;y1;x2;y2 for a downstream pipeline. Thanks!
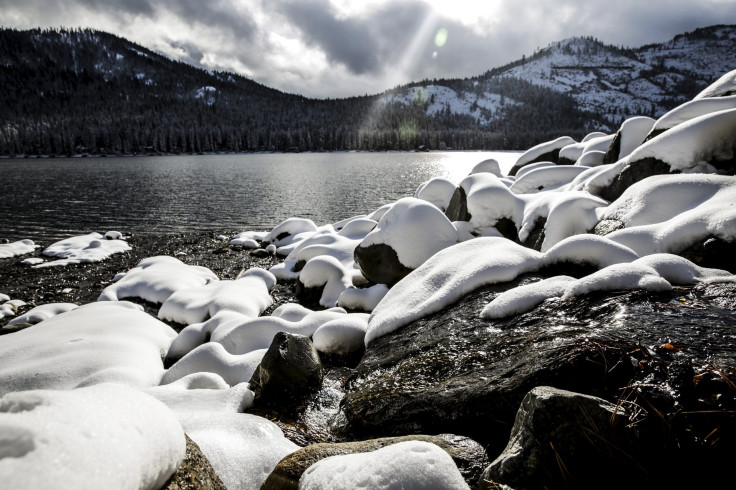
0;151;519;242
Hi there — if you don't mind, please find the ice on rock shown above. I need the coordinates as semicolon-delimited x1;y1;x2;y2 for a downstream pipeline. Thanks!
337;283;390;312
299;440;469;490
312;313;370;355
693;68;736;99
180;413;298;490
469;158;502;177
161;342;267;386
7;302;78;325
601;174;736;255
511;136;576;175
37;232;131;267
0;301;177;395
0;384;185;490
414;177;457;211
0;239;36;258
481;276;576;319
299;255;353;307
211;307;348;355
98;255;218;303
367;238;543;344
358;197;458;269
158;268;275;325
509;165;589;194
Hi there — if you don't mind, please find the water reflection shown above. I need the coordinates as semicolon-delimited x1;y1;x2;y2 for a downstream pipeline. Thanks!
0;151;519;242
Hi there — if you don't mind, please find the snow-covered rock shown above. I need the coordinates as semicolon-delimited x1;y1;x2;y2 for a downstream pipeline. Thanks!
38;232;130;267
7;302;78;325
0;239;36;258
510;136;576;175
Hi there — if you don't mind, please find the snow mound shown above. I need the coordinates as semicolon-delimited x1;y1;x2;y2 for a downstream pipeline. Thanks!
0;301;176;395
178;412;298;490
158;268;275;325
651;96;736;135
562;263;673;299
7;302;79;325
312;313;370;355
512;136;576;174
367;238;543;344
0;384;185;490
299;255;352;307
38;232;131;267
148;375;254;414
694;68;736;99
0;239;36;258
299;440;469;490
230;230;268;248
481;276;576;319
469;158;502;177
616;116;656;159
161;343;266;387
337;283;390;312
21;257;44;265
414;177;457;211
358;197;457;269
264;218;318;247
600;174;736;255
543;235;639;268
575;150;606;167
461;173;526;229
98;255;218;303
509;165;589;194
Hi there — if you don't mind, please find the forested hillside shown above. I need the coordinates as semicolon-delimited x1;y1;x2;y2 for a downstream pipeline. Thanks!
0;26;732;156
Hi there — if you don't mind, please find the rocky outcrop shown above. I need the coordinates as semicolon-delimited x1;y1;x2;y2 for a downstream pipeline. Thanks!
338;280;736;461
261;434;488;490
598;157;673;201
249;332;324;407
162;435;226;490
353;243;414;286
479;387;632;489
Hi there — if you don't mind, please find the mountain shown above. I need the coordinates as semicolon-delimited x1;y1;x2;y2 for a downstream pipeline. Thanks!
0;26;734;156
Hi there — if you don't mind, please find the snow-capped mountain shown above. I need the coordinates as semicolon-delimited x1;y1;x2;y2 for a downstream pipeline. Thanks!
382;25;736;129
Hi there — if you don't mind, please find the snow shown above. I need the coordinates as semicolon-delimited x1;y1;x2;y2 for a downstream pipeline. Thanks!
575;150;606;167
7;302;78;325
37;232;131;267
299;440;469;490
469;158;502;177
264;218;318;246
0;239;36;258
98;255;218;303
514;136;576;170
694;68;736;99
651;95;736;133
148;375;254;414
509;165;589;194
367;238;543;344
21;257;44;265
543;235;639;268
161;343;267;386
415;177;457;211
616;116;656;158
337;283;390;312
0;383;185;490
601;174;736;255
178;413;298;490
299;255;353;307
0;301;176;395
460;173;525;229
230;230;268;248
312;313;370;355
158;268;275;325
359;197;458;269
481;276;576;319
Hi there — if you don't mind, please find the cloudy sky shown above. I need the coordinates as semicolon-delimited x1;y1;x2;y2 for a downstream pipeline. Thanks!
1;0;734;98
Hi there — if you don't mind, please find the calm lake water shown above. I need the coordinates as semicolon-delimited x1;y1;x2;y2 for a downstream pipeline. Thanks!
0;151;519;242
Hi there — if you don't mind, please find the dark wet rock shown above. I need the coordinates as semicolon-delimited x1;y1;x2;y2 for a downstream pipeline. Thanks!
249;248;271;258
494;218;519;243
261;433;488;490
161;435;226;490
521;217;546;251
592;218;625;236
679;236;736;273
0;322;33;336
294;278;323;310
249;332;324;407
353;243;414;286
339;279;736;461
479;386;633;490
602;129;622;164
445;186;471;222
598;157;674;201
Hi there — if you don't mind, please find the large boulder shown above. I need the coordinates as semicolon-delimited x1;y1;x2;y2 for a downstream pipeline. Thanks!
261;434;488;490
509;136;576;176
478;386;632;490
162;435;226;490
249;332;324;407
354;197;457;285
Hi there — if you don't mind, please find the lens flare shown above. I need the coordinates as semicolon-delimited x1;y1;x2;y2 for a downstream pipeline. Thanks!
434;28;448;47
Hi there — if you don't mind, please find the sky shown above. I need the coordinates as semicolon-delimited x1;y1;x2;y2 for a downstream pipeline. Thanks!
1;0;735;99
